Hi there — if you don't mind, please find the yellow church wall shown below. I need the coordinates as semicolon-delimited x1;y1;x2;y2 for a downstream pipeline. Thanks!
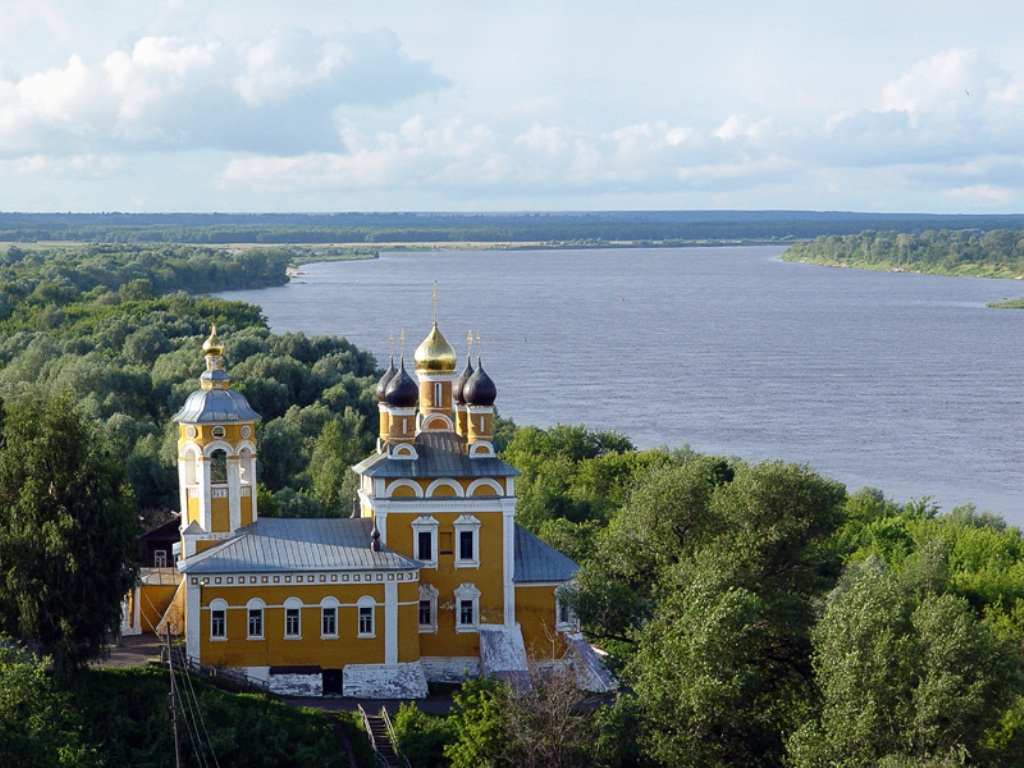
515;585;569;660
210;496;229;532
198;583;393;669
138;584;179;633
388;511;504;606
186;497;200;525
240;496;254;527
398;581;422;663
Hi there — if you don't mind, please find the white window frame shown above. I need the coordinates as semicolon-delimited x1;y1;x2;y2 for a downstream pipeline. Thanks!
357;596;376;638
209;598;228;641
418;584;438;634
320;597;339;639
246;598;265;640
411;515;439;568
284;597;302;639
453;514;481;568
153;549;168;568
454;583;480;633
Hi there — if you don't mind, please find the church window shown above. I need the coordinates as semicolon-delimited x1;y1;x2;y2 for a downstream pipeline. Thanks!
453;514;481;568
210;449;228;484
210;599;228;640
418;584;438;633
322;607;337;637
454;583;480;633
284;598;302;638
285;609;300;637
248;609;263;639
246;598;264;639
320;597;339;638
357;596;375;637
211;610;226;638
434;382;442;406
411;516;439;567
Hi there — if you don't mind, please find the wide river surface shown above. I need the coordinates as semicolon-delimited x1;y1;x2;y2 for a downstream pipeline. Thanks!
220;246;1024;525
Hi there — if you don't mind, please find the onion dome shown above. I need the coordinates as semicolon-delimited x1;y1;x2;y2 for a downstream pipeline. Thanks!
202;325;224;357
414;322;457;373
452;356;474;404
463;359;497;406
385;358;419;408
173;326;260;424
376;355;397;403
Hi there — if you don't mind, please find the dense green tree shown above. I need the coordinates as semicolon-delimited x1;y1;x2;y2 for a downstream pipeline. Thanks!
788;558;1019;767
573;459;846;766
0;640;97;767
0;395;138;683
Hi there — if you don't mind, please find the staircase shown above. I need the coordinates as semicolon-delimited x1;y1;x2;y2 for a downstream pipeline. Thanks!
358;705;410;768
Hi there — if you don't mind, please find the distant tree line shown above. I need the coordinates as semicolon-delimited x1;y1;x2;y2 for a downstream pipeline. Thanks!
783;228;1024;278
1;210;1024;244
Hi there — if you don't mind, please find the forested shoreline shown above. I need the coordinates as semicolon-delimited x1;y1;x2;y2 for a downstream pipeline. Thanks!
782;228;1024;279
2;239;1024;766
2;210;1024;245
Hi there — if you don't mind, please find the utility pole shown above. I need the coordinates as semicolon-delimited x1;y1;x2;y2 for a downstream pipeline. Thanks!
166;626;183;768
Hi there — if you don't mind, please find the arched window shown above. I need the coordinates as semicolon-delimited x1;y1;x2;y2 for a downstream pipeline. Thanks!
283;597;302;639
357;596;376;638
209;598;228;640
320;597;339;638
183;446;199;486
454;583;480;633
238;447;252;485
210;449;228;484
418;584;438;634
246;598;265;639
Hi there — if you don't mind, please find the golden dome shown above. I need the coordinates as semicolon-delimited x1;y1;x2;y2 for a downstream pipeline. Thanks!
202;325;224;357
414;322;457;372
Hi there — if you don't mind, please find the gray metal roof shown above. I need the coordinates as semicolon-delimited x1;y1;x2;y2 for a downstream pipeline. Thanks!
179;517;420;574
513;525;579;583
353;431;520;479
172;388;261;424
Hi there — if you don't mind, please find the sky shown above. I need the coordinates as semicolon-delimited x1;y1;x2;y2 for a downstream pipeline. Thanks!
0;1;1023;214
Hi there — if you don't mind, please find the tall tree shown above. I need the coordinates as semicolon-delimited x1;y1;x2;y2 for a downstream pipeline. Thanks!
787;557;1019;767
0;395;138;684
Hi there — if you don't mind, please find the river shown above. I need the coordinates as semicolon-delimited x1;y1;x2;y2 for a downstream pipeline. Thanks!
219;246;1024;525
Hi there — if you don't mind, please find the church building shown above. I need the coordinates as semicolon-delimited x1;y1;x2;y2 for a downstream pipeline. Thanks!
166;321;603;698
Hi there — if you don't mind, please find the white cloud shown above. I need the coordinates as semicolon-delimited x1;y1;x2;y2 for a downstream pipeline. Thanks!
0;28;448;156
942;184;1014;206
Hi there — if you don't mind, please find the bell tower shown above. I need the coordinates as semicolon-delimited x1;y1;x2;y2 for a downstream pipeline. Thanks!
172;326;261;557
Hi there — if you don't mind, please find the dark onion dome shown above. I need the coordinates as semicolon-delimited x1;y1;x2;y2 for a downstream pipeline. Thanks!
414;322;457;373
376;355;397;402
463;359;497;406
452;356;474;404
385;358;419;408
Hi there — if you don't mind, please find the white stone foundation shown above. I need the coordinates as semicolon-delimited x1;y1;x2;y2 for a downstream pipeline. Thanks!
268;668;323;697
420;656;481;683
343;663;429;699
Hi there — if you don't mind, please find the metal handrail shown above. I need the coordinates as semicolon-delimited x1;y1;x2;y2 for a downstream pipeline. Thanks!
380;707;412;768
357;705;391;768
